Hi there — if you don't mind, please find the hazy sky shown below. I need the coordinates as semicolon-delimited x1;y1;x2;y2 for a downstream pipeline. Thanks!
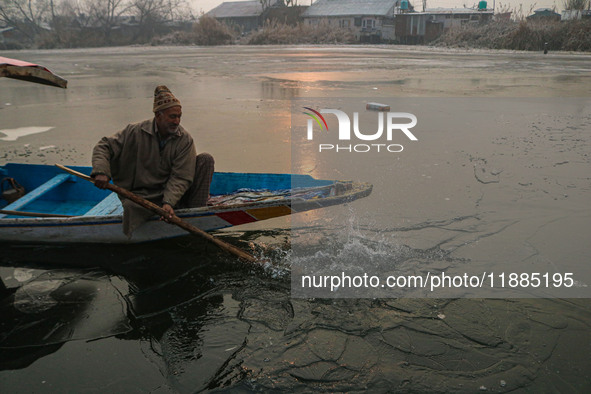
191;0;562;15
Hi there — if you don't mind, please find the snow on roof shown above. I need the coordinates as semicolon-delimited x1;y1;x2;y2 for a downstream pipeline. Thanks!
425;7;491;14
206;1;263;18
302;0;396;18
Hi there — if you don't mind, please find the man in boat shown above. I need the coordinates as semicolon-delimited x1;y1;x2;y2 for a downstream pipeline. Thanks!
91;85;214;237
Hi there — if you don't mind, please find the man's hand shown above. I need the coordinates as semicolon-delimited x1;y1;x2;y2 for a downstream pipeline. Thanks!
161;203;175;222
93;174;110;189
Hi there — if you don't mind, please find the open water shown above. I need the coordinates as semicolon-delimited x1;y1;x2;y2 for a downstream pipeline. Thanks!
1;46;591;392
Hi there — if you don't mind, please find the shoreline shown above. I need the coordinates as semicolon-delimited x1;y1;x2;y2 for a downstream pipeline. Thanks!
3;42;591;56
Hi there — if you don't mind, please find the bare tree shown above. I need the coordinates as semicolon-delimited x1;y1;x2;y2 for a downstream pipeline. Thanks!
129;0;190;40
133;0;165;22
47;0;78;45
1;0;198;47
130;0;165;39
87;0;129;43
0;0;51;42
162;0;189;21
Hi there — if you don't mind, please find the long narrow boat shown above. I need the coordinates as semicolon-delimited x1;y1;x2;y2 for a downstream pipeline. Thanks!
0;56;67;88
0;163;372;244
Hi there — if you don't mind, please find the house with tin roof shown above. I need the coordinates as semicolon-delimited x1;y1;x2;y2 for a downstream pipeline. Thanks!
301;0;403;43
206;1;268;32
395;6;493;43
206;0;303;33
527;8;561;21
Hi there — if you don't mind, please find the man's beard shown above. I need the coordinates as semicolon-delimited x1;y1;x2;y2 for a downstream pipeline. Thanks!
166;125;178;134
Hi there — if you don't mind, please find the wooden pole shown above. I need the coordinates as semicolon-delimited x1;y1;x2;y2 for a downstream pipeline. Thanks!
0;209;73;218
55;164;259;265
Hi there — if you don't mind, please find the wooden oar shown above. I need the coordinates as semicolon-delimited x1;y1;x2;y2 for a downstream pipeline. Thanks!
0;209;73;218
55;164;259;265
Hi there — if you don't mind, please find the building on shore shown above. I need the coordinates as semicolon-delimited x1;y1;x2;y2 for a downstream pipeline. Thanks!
561;9;591;21
300;0;400;43
206;0;307;33
395;7;493;44
526;8;562;21
206;1;267;32
207;0;496;44
301;0;493;44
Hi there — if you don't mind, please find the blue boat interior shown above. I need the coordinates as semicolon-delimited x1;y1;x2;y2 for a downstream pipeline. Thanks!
0;163;334;217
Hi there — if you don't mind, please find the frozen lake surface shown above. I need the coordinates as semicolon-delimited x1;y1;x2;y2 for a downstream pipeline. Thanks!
1;45;590;392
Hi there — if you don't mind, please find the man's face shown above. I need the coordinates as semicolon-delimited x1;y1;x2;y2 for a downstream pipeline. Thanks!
155;106;182;137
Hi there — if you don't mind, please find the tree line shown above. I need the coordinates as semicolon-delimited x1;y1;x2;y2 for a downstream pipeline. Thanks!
0;0;196;48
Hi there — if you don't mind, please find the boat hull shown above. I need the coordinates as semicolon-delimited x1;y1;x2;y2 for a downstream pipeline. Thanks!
0;163;372;244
